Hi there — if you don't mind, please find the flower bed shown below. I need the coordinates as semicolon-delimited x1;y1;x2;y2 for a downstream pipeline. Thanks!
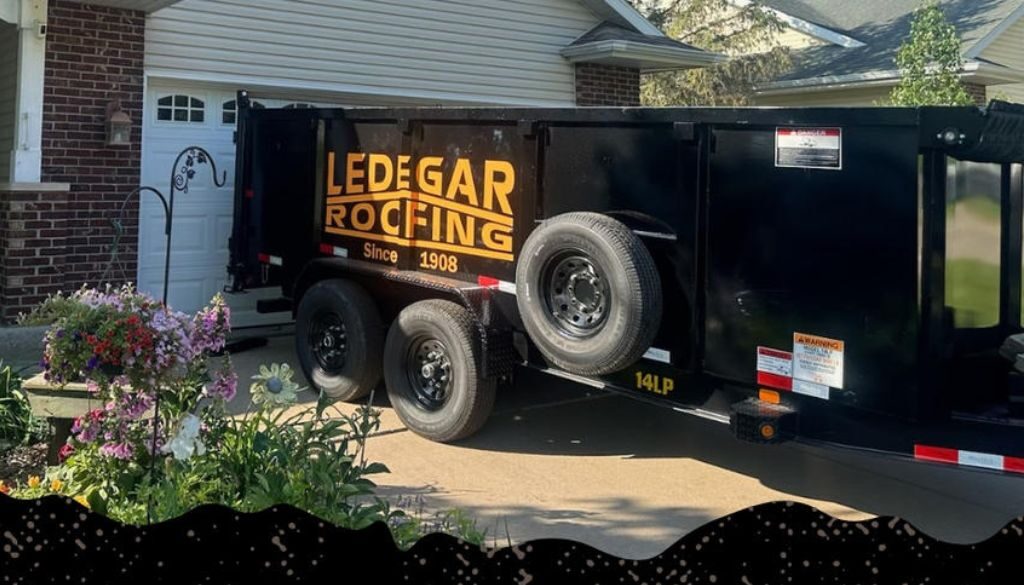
3;285;485;548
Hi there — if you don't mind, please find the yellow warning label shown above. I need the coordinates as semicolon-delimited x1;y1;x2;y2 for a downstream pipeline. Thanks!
793;332;845;389
793;333;844;352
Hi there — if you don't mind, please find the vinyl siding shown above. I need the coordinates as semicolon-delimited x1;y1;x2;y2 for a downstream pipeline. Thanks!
146;0;604;106
754;85;892;106
981;16;1024;105
0;24;17;183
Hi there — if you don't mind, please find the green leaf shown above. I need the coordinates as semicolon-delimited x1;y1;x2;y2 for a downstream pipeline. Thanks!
87;491;108;516
361;462;390;475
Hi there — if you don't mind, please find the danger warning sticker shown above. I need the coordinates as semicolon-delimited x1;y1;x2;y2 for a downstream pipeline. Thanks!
775;127;842;170
793;332;844;389
756;347;793;391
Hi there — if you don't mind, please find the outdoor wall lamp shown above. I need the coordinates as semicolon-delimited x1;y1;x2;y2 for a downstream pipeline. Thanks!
106;101;132;146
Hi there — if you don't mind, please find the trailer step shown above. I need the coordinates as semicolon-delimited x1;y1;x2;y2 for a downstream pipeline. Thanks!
256;298;293;314
729;398;797;445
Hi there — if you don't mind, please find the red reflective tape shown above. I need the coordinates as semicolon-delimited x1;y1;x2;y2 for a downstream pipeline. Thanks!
757;371;792;391
914;445;958;464
319;243;333;255
257;253;270;264
1004;456;1024;474
478;276;500;288
245;189;254;199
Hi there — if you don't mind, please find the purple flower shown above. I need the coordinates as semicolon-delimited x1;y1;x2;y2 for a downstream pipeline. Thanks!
207;370;238;402
86;356;100;371
99;442;134;460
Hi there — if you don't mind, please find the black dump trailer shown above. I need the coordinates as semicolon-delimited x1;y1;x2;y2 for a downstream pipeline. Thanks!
228;91;1024;474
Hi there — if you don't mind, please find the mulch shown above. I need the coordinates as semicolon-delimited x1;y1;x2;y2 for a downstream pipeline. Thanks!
0;443;47;484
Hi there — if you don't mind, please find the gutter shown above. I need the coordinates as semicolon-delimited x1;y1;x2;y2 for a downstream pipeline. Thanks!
562;40;727;71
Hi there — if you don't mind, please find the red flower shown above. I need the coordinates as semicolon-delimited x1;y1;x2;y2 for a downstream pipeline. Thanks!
58;443;75;463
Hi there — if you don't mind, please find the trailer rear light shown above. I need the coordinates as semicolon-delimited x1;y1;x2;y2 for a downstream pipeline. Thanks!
759;389;781;404
245;188;254;199
914;444;1024;474
257;253;283;267
318;244;348;258
477;275;516;295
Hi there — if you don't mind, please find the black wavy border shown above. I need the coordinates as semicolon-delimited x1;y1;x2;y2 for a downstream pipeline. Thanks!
1;495;1021;584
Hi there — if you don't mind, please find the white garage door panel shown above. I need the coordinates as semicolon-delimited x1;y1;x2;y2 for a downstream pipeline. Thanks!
140;84;298;327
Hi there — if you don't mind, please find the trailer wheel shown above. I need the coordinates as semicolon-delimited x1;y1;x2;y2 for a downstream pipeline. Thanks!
296;279;383;402
383;300;496;443
516;212;662;376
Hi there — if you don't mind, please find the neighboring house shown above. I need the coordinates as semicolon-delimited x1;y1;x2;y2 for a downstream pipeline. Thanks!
0;0;715;325
751;0;1024;106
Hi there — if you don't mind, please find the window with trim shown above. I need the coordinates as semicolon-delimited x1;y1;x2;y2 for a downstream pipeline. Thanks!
157;95;205;123
222;99;265;124
283;103;316;109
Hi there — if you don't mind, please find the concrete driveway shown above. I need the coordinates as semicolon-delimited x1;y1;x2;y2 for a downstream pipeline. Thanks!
229;333;1024;559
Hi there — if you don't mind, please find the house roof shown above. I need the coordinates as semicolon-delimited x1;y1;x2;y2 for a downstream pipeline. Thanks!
758;0;1024;88
562;21;725;71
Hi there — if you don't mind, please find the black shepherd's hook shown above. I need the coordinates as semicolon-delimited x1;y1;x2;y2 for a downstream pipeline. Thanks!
163;146;228;304
104;146;227;306
102;146;226;525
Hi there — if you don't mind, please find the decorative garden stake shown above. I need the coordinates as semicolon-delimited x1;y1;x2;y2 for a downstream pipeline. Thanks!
102;146;227;305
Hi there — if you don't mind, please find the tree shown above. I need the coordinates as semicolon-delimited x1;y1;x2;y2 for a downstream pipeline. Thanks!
888;1;973;106
628;0;792;106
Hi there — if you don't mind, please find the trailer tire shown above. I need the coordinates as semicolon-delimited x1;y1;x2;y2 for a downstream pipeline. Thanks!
516;212;662;376
296;279;383;402
383;300;496;443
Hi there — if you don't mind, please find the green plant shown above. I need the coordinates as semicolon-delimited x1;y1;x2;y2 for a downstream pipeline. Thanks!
889;1;973;106
629;0;792;106
0;363;47;450
11;285;486;547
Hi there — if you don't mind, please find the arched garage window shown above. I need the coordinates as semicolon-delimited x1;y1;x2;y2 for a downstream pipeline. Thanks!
157;95;205;123
222;99;265;125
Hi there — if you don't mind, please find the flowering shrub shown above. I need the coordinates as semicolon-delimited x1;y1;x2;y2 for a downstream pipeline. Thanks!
8;286;486;548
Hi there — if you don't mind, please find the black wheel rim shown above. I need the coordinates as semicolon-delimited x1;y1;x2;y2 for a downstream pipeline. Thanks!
405;337;453;411
541;251;611;338
310;311;348;374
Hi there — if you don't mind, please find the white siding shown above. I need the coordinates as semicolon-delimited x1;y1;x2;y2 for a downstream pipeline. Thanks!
146;0;604;106
982;16;1024;105
0;24;17;183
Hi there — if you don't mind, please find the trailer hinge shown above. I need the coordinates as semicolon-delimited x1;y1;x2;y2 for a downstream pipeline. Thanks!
518;120;539;138
673;122;696;142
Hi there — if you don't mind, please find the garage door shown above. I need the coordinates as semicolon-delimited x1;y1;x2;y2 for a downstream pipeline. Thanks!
139;83;336;327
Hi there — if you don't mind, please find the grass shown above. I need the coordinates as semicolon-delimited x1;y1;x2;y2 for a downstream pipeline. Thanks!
946;258;1000;328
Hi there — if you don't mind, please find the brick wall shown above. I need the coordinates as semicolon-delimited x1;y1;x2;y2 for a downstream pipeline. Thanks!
575;63;641;106
0;1;145;321
964;82;988;106
0;190;69;320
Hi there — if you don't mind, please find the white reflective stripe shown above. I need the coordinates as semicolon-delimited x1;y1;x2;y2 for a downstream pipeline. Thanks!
643;347;671;364
958;450;1004;471
332;247;348;258
792;379;830;400
673;407;730;425
497;281;517;295
269;256;283;267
